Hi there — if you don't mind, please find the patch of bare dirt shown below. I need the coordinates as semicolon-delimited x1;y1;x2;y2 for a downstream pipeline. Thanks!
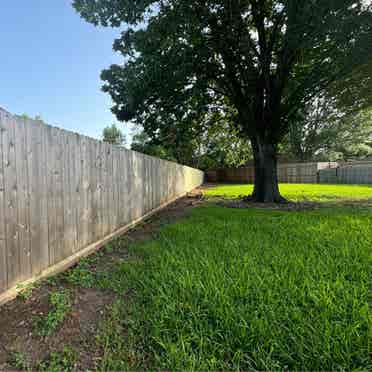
0;285;114;370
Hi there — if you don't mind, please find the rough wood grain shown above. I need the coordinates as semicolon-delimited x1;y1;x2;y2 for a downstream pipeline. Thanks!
14;116;31;281
2;112;20;287
0;111;7;291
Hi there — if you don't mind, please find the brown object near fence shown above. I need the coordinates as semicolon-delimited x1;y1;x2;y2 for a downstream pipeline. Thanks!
0;107;204;304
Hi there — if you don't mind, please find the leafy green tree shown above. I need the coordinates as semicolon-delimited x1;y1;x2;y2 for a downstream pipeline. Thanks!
282;99;372;161
329;109;372;160
195;109;252;169
131;111;252;169
102;124;126;146
17;113;44;123
74;0;372;202
131;129;176;160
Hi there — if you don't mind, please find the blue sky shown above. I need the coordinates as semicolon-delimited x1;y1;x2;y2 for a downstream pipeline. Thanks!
0;0;132;140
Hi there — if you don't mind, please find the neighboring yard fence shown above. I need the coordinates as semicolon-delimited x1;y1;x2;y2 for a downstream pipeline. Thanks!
207;162;338;184
319;162;372;184
0;108;204;302
207;167;255;184
278;162;338;183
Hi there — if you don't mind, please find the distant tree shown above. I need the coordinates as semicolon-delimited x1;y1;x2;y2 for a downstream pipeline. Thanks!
74;0;372;202
17;113;44;123
329;110;372;160
282;103;372;161
102;124;126;146
131;129;177;160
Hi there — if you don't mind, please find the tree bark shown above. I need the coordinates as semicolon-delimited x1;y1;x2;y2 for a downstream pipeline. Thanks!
248;136;286;203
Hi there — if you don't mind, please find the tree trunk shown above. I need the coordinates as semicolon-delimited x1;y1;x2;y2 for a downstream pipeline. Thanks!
249;136;286;203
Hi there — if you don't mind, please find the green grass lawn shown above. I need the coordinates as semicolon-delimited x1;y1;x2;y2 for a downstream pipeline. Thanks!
90;184;371;370
204;183;372;202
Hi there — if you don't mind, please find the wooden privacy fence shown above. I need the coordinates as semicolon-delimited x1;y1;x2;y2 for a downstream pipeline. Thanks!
207;162;338;184
278;162;338;183
0;108;204;303
319;162;372;184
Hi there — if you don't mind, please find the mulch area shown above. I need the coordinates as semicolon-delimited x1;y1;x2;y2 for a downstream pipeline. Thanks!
220;198;372;211
219;198;320;211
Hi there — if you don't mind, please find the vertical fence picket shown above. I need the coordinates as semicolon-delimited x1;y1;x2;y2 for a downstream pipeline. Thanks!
2;112;20;287
74;133;83;252
46;125;57;266
0;111;7;291
14;117;31;281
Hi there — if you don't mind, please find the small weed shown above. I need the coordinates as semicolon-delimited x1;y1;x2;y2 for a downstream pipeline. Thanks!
65;265;95;289
104;237;128;253
34;290;72;337
17;283;37;301
103;241;116;253
37;346;77;372
8;351;30;370
44;275;61;287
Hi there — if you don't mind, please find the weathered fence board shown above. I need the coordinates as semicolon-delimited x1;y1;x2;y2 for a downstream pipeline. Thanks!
3;113;20;288
0;112;7;292
15;117;31;281
28;120;49;275
0;107;204;303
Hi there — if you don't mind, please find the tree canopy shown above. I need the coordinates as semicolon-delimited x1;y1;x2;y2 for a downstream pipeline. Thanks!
74;0;372;201
282;103;372;161
131;118;252;170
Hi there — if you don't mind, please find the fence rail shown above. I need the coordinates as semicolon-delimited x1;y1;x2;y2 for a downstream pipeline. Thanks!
0;108;204;302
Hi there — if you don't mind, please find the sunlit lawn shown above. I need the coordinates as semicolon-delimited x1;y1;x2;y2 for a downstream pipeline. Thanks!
15;183;371;370
87;184;371;370
204;183;372;202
